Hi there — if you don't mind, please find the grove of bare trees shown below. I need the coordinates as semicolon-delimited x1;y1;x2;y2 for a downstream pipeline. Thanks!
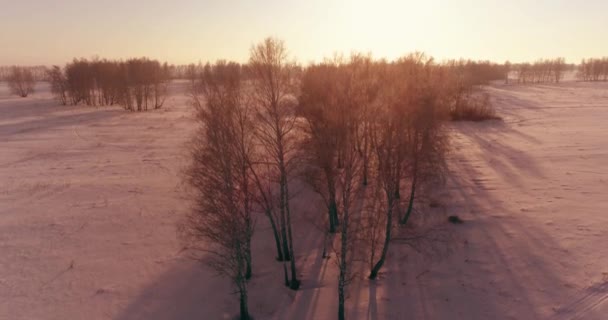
578;57;608;81
443;59;506;85
515;58;567;84
0;65;47;82
6;66;36;97
46;58;170;111
182;38;471;320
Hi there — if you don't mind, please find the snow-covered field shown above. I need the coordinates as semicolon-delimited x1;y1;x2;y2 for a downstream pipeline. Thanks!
1;81;607;320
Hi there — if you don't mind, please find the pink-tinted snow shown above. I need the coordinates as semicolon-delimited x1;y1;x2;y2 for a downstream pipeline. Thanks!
1;80;606;319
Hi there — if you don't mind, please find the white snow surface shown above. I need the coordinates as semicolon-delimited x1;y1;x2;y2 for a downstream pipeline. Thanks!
1;80;607;320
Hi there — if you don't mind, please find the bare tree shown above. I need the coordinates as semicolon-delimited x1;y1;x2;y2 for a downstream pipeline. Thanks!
367;103;404;279
248;37;301;290
183;61;255;320
366;57;428;279
299;62;342;233
298;54;379;239
7;66;35;97
400;84;449;225
336;152;360;320
335;88;362;320
250;160;289;268
349;54;379;187
185;63;201;88
578;58;608;82
299;57;370;318
504;61;511;84
47;66;69;105
553;58;566;83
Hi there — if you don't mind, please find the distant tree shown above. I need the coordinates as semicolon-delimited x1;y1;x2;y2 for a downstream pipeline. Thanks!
7;66;35;97
504;61;511;84
46;66;69;105
185;63;200;88
553;58;566;83
578;57;608;82
65;59;94;105
152;62;170;109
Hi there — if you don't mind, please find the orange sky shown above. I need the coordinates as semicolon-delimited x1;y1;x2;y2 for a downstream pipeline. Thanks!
1;0;607;65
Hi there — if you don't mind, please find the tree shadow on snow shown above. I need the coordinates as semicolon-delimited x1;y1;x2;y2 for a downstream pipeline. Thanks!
376;118;578;319
358;116;578;319
0;101;124;139
114;260;234;320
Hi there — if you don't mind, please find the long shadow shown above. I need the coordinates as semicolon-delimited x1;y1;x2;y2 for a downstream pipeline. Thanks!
115;181;331;320
367;281;378;320
0;106;123;139
272;181;338;319
0;81;51;100
114;259;232;320
489;87;549;111
487;86;553;123
379;115;575;319
451;122;546;189
0;97;62;120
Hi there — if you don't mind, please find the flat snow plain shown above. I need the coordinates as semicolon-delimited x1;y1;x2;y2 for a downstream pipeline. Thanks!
1;80;606;319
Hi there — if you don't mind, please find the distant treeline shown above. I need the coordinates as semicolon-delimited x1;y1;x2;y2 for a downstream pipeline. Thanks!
0;66;47;81
444;59;505;85
47;58;170;111
511;58;568;84
0;64;199;81
4;56;608;104
578;58;608;81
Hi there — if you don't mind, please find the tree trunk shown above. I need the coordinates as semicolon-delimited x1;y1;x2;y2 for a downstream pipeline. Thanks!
328;195;338;233
338;277;345;320
283;261;290;286
338;207;348;320
244;226;253;282
250;161;284;262
326;169;339;232
237;238;250;320
239;288;250;320
400;172;417;225
369;203;393;280
362;160;368;186
282;227;290;261
279;179;291;261
322;231;329;258
245;249;252;280
267;209;285;261
285;178;299;290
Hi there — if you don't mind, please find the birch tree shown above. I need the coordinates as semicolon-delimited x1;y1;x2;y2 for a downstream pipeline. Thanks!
248;37;301;290
184;61;255;319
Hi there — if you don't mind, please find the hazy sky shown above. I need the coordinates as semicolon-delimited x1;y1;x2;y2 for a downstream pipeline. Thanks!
1;0;607;65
